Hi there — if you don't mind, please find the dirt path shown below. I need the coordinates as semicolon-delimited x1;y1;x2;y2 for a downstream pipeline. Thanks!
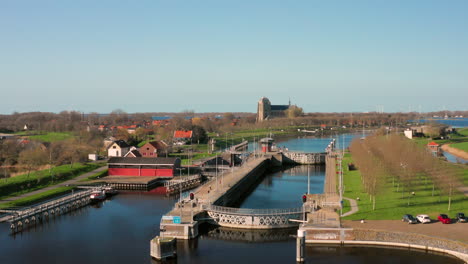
342;219;468;244
0;166;107;205
442;144;468;160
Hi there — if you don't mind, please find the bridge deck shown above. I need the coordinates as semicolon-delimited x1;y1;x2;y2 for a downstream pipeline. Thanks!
303;153;341;229
163;157;268;223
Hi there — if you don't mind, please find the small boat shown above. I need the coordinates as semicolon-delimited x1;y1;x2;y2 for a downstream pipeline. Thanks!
103;186;118;196
90;190;106;202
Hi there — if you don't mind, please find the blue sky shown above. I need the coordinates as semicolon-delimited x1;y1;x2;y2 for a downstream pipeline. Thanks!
1;0;467;114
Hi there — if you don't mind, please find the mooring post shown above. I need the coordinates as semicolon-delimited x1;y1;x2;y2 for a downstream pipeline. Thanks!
296;229;305;263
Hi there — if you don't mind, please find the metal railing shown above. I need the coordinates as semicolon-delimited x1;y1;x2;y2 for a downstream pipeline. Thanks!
163;174;201;188
8;189;94;223
204;204;303;216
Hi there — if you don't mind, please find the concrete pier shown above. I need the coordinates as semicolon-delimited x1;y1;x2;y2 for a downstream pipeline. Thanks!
150;236;177;260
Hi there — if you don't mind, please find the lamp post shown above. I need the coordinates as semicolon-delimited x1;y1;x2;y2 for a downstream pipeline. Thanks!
215;154;218;191
176;168;183;203
307;166;310;195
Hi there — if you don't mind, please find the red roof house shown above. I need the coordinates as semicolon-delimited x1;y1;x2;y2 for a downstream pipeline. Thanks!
174;130;193;139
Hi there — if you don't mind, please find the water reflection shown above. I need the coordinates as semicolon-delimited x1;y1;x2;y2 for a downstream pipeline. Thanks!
240;165;325;209
443;151;468;164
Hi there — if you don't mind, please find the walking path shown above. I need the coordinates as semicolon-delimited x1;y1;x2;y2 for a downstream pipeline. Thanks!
341;197;358;217
0;166;107;205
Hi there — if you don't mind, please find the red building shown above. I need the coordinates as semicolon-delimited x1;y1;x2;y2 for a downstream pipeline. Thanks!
139;141;168;157
108;157;181;177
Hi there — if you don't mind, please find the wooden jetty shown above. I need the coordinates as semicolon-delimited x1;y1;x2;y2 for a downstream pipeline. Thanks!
93;175;161;190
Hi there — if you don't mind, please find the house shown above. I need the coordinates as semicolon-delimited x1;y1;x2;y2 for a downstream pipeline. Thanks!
152;116;172;126
173;130;193;145
98;125;108;132
124;146;142;157
404;129;414;139
107;157;181;177
427;141;442;156
139;141;169;157
107;140;131;157
103;137;117;149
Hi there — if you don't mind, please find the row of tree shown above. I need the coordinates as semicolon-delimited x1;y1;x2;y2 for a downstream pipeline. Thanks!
349;133;463;210
2;110;467;136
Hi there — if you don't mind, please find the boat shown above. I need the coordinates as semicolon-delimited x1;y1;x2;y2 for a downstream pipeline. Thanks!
89;190;106;202
103;186;118;196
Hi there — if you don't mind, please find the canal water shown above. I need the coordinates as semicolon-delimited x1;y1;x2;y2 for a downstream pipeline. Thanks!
443;151;468;165
0;135;463;264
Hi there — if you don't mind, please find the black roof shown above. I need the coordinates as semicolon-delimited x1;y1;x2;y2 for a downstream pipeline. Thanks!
108;157;180;165
271;105;290;111
109;140;130;148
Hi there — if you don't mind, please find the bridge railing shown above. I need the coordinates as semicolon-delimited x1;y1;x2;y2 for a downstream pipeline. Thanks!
204;204;303;216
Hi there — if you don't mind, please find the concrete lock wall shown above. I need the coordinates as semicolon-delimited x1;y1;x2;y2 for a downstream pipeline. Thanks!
214;159;269;207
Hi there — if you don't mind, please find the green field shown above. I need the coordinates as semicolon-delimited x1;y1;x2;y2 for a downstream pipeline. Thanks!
450;142;468;152
457;128;468;137
15;131;74;142
0;163;104;199
341;153;468;220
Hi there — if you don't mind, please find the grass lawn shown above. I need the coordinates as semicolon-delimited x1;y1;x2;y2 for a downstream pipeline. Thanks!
341;153;468;221
80;169;108;182
0;186;73;209
341;199;351;215
15;131;75;142
0;163;105;199
450;142;468;152
457;128;468;137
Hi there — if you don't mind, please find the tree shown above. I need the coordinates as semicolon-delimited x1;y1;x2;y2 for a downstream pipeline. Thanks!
285;105;303;118
18;147;47;178
191;125;208;144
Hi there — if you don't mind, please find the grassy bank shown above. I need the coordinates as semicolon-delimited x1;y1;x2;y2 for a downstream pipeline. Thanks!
341;153;468;220
0;163;105;199
80;169;108;182
0;186;73;209
450;142;468;152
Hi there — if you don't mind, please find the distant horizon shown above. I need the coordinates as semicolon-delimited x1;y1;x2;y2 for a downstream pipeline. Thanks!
2;108;467;116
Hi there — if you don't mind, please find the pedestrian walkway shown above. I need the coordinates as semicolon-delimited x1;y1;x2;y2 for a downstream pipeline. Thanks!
0;166;107;205
341;197;358;217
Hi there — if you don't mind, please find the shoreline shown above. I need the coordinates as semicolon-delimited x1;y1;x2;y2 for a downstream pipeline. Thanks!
441;144;468;160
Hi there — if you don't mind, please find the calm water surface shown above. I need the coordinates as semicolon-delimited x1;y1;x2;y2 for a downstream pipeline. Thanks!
0;135;462;264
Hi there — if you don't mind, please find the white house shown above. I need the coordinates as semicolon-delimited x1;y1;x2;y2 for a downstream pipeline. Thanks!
404;129;413;139
107;140;131;157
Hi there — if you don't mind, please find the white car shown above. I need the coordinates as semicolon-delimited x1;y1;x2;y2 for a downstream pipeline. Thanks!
416;214;431;224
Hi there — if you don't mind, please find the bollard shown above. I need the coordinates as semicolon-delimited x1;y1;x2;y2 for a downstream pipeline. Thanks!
296;229;305;262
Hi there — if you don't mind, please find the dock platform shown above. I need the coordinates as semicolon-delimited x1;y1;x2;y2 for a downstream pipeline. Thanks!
94;176;162;190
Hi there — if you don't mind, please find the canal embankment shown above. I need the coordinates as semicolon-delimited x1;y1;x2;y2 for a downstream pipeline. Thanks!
442;144;468;160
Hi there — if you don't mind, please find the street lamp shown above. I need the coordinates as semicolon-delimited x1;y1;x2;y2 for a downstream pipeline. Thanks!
176;168;183;202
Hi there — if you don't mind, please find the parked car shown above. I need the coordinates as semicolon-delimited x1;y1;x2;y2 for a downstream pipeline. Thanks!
437;214;451;224
455;212;466;223
416;214;431;224
402;214;418;224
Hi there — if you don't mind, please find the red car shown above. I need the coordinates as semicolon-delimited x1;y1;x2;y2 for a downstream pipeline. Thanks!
438;214;451;224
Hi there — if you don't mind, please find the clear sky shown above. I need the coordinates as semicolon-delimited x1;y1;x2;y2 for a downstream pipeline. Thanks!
1;0;467;114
